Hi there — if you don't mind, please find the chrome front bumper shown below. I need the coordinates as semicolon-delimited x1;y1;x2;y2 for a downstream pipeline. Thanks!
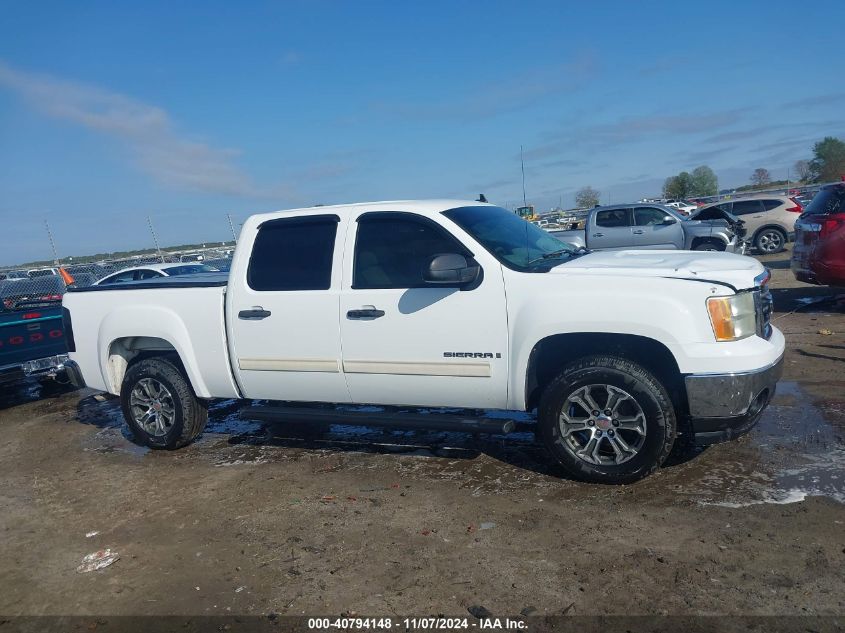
685;355;784;419
684;355;784;445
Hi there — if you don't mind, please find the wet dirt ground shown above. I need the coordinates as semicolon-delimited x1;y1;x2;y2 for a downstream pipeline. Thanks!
0;248;843;619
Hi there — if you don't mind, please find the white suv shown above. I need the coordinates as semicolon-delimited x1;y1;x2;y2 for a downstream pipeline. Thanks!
694;196;803;253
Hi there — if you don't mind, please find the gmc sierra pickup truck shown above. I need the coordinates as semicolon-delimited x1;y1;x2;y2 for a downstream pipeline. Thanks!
552;203;746;253
63;200;784;483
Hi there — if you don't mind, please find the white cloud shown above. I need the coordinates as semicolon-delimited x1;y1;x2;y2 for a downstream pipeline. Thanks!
0;60;277;197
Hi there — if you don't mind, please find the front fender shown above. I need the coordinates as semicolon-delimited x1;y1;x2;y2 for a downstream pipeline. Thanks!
505;275;716;409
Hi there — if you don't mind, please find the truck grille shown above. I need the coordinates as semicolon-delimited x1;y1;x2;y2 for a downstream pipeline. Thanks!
754;270;773;339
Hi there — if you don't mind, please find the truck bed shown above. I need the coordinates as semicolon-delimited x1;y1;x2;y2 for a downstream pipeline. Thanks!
63;274;239;398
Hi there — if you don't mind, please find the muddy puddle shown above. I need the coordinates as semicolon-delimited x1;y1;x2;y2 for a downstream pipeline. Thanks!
73;382;844;505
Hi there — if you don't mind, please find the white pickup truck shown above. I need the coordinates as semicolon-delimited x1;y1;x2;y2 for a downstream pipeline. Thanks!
62;200;784;483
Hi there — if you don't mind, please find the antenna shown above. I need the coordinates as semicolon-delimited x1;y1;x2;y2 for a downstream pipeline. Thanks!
520;145;527;207
146;215;164;261
226;213;238;242
44;220;60;266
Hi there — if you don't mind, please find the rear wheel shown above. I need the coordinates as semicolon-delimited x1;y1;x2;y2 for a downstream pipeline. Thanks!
538;355;677;484
754;228;786;254
121;357;208;449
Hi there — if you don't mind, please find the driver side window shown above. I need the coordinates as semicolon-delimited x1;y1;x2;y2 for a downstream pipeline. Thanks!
634;207;671;226
353;213;471;289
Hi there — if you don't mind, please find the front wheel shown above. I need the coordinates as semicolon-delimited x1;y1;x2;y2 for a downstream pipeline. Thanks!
120;357;208;449
538;355;677;484
693;239;724;252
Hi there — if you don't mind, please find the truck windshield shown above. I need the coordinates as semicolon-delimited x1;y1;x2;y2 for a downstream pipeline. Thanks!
443;206;578;271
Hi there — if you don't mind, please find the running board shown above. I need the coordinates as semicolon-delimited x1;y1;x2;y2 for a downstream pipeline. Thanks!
239;405;515;435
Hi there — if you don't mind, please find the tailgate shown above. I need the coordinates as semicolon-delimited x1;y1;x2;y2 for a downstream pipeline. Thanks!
0;308;67;371
793;217;821;267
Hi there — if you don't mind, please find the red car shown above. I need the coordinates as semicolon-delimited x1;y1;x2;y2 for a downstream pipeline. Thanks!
791;184;845;286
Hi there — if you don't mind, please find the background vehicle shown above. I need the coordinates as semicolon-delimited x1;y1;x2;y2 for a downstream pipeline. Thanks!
0;270;30;281
27;268;59;278
0;277;68;384
551;203;745;252
63;200;783;484
694;196;802;254
202;258;232;272
665;201;697;215
94;263;220;285
792;184;845;286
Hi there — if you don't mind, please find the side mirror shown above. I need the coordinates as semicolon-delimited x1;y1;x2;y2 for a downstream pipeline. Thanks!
660;216;676;225
423;254;480;285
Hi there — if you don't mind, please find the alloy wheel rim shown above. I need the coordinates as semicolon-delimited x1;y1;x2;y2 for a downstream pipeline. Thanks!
129;378;176;436
758;231;783;252
558;384;647;465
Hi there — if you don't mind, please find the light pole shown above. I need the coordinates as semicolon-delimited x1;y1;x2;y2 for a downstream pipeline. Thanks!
226;213;238;243
147;215;163;261
520;145;527;208
44;220;60;266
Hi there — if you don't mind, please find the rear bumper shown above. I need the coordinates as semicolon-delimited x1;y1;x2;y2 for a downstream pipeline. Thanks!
64;359;87;389
685;354;784;445
0;354;69;382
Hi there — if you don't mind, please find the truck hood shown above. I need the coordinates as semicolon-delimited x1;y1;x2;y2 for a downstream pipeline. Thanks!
552;250;764;290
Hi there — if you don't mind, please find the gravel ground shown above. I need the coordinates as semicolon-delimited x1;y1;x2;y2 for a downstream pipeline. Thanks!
0;247;843;620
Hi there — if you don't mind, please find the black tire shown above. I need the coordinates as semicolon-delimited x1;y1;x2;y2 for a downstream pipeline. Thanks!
693;239;724;252
753;227;786;254
538;355;677;484
120;357;208;449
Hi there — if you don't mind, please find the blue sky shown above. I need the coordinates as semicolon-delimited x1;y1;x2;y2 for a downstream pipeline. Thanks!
1;0;844;264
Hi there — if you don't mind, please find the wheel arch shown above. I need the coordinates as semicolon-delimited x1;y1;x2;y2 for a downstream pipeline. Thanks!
523;332;686;416
690;235;726;251
97;309;212;398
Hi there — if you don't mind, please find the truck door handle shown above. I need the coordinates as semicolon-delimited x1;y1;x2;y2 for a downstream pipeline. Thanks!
632;229;644;234
347;306;385;320
592;232;604;237
238;307;272;320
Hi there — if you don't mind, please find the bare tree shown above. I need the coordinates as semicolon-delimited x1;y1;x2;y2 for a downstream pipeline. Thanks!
750;168;771;187
575;186;600;208
793;159;811;183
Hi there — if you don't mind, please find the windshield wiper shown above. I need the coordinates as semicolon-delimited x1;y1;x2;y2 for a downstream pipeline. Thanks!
527;249;574;266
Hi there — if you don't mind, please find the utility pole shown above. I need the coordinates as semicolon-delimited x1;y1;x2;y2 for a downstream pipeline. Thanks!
146;215;163;261
226;213;238;243
520;145;527;207
44;220;60;266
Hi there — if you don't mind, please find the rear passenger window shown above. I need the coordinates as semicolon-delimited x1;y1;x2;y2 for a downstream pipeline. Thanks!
805;188;844;215
247;215;339;291
595;209;631;228
731;200;765;215
762;200;783;211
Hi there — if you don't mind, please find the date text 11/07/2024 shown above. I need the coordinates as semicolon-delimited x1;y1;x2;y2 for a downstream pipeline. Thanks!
307;617;528;630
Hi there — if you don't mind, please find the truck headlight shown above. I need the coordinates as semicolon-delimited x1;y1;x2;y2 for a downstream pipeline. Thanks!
707;293;756;341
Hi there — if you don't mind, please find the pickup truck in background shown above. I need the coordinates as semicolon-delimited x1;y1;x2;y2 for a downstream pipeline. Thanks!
62;200;784;483
552;203;746;253
0;277;68;385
